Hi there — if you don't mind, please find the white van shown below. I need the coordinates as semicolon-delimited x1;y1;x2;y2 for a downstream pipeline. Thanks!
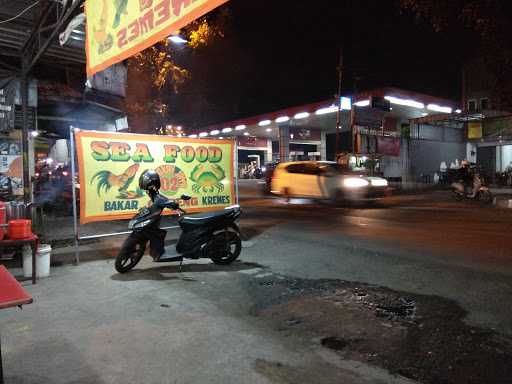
270;161;389;201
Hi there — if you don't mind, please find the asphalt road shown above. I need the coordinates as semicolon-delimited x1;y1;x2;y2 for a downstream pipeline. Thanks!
2;181;512;384
237;181;512;335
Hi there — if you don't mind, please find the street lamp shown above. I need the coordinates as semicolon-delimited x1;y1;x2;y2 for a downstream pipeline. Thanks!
169;35;188;44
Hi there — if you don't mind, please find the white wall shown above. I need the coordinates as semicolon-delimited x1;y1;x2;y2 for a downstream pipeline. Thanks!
498;145;512;171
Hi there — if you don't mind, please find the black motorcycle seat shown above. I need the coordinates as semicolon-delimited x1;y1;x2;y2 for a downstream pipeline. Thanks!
180;210;231;227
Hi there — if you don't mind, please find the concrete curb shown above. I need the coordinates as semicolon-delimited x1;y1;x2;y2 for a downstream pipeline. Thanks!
494;197;512;209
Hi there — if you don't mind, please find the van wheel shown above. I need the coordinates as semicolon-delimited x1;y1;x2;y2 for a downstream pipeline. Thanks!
283;187;292;201
331;189;345;205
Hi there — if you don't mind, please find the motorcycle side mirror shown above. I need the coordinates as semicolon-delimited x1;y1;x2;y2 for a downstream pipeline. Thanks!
181;194;192;201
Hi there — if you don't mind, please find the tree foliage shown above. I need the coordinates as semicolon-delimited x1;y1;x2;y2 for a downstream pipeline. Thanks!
399;0;512;110
126;9;229;132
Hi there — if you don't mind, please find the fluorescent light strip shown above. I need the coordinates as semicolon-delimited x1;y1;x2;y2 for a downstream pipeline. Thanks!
189;134;198;138
199;132;208;137
258;120;272;126
235;125;246;130
169;35;188;44
384;96;424;109
315;106;338;115
210;130;220;135
275;116;290;123
222;127;232;133
354;99;370;107
427;104;452;113
294;112;309;119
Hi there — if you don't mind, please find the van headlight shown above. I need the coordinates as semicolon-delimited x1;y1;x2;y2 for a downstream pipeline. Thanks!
344;178;369;188
370;178;388;187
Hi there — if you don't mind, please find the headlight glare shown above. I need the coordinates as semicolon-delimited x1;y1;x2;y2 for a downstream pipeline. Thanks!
344;177;369;188
370;179;388;187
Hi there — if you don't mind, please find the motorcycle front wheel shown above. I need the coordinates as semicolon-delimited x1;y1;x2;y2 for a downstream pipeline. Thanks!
115;236;147;273
206;228;242;265
479;190;493;204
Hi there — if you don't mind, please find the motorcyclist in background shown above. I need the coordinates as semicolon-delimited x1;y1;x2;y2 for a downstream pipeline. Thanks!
458;160;480;197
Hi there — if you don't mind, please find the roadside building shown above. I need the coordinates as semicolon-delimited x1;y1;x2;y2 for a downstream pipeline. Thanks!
188;87;465;183
461;58;512;184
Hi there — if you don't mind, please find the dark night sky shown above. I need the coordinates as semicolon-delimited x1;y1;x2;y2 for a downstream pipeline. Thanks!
173;0;473;127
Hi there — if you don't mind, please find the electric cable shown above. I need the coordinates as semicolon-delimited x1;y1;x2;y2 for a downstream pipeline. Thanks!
0;1;41;25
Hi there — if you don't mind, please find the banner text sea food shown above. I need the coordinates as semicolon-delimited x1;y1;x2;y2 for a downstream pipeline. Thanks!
76;131;234;224
86;0;229;76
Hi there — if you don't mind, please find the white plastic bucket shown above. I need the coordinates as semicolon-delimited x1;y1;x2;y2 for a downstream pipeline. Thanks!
23;244;52;278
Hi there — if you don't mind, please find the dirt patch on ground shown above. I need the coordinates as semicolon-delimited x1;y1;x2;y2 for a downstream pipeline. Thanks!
252;277;512;384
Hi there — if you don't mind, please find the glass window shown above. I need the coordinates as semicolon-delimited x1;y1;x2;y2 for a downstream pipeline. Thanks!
468;99;477;112
480;98;489;110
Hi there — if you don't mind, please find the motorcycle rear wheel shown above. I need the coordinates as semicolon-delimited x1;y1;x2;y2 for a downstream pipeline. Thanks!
207;228;242;265
115;236;146;273
453;191;464;201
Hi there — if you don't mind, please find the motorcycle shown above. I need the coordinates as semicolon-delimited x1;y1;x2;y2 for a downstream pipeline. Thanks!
451;173;493;204
115;194;242;273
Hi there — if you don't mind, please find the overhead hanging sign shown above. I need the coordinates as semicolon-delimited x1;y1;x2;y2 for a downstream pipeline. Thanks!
75;130;235;224
85;0;229;76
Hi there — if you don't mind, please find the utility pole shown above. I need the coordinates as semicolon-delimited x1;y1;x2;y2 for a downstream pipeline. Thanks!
21;64;30;206
335;48;343;158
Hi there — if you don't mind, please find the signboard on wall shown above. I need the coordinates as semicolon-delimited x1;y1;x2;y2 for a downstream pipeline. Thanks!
353;106;384;129
377;137;401;157
355;126;401;138
237;136;268;149
289;128;321;141
468;121;483;139
88;63;127;97
0;138;23;195
75;130;235;224
85;0;229;76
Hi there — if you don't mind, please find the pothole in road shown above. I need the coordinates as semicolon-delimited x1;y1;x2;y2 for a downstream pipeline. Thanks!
321;336;349;351
250;276;512;384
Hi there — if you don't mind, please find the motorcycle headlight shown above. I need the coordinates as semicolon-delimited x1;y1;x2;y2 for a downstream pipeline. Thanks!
344;177;369;188
132;219;152;229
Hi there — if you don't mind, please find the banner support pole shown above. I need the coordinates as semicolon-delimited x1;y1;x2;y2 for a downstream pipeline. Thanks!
69;126;80;265
234;140;239;204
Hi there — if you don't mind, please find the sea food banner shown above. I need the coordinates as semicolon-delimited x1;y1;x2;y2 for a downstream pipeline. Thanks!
75;130;235;224
85;0;229;76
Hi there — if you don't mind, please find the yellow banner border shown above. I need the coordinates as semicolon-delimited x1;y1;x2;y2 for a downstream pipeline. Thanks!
75;129;236;225
85;0;230;77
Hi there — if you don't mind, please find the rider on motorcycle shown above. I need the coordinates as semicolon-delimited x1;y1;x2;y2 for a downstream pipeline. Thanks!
457;160;481;197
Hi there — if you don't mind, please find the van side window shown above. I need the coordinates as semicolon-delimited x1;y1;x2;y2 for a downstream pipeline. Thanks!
303;163;321;175
286;164;305;174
